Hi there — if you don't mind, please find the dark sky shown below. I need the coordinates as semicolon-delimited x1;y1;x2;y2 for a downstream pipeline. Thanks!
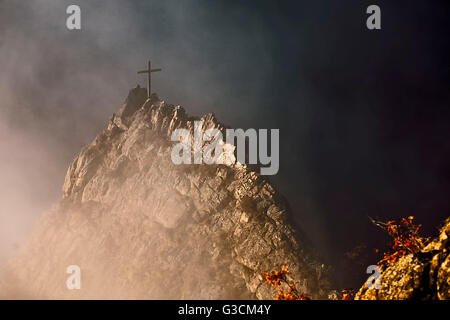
1;0;449;287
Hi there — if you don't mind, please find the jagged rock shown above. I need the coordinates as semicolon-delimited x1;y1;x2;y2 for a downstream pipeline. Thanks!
355;218;450;300
0;87;331;299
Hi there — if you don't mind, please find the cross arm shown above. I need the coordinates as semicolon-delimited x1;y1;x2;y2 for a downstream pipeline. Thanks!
137;68;162;74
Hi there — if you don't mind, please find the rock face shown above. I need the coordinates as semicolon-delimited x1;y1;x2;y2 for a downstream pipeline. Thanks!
0;87;331;299
355;218;450;300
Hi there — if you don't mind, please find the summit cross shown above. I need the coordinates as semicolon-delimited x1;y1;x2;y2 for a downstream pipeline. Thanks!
137;60;162;99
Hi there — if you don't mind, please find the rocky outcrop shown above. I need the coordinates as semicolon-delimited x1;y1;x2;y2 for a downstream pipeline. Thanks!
1;87;331;299
355;218;450;300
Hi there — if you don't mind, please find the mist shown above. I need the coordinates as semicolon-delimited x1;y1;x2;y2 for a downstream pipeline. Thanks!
0;0;274;264
1;0;449;289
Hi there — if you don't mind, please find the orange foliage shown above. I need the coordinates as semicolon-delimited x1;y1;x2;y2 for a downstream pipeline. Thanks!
376;216;429;270
262;265;311;300
340;289;355;300
264;217;429;300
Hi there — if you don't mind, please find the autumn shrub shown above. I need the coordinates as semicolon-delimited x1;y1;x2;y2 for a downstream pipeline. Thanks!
262;265;311;300
264;216;429;300
374;216;429;270
340;289;356;300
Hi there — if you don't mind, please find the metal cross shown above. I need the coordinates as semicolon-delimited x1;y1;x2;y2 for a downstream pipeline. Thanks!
137;60;162;99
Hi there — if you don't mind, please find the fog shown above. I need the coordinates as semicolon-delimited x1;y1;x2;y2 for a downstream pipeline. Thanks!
0;0;449;289
0;0;275;265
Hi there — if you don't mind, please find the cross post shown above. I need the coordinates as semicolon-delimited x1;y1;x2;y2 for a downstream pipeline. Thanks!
137;60;162;99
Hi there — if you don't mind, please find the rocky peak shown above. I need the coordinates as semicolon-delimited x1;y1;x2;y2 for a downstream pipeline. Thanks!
2;87;331;299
